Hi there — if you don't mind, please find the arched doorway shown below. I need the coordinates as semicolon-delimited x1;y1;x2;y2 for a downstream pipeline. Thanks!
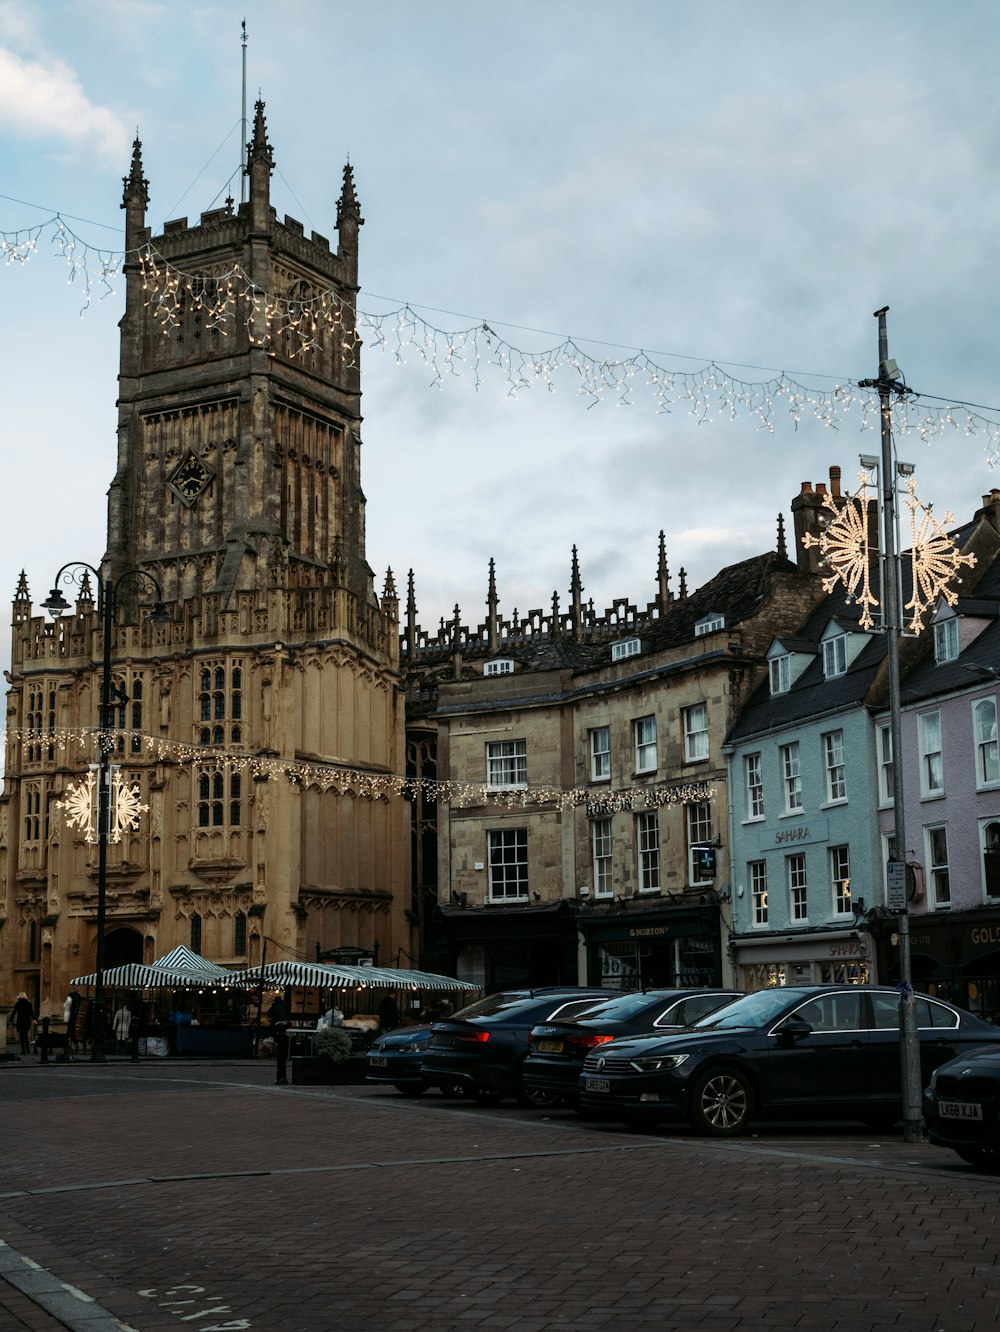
104;927;143;969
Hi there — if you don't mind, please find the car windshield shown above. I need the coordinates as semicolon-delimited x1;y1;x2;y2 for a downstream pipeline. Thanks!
447;991;593;1022
568;992;673;1023
692;989;795;1030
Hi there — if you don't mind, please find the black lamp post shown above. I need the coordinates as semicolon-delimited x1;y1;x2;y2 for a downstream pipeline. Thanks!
42;563;169;1062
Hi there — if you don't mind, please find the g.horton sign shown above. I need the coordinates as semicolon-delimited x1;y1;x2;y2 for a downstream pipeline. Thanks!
759;818;828;852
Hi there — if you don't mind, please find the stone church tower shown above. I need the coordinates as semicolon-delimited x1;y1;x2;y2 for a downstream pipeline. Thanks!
1;103;410;1016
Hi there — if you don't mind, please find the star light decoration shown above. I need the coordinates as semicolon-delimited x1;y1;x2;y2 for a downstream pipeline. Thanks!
6;214;1000;450
54;767;149;844
800;470;976;634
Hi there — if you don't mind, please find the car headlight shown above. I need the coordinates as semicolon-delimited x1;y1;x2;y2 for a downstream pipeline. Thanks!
397;1041;428;1054
928;1068;938;1091
628;1053;689;1073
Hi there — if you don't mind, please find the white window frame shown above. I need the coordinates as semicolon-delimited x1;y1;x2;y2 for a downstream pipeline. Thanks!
787;852;808;922
695;613;724;637
636;810;660;892
590;726;611;783
591;817;613;898
687;801;713;885
925;824;951;908
877;723;894;806
612;637;641;662
823;729;847;803
486;739;527;789
487;828;528;901
683;702;709;762
933;618;959;664
745;753;764;820
830;844;852;916
770;655;791;695
484;658;514;676
822;634;848;679
974;697;1000;788
634;716;657;774
919;711;944;798
750;861;768;927
780;742;802;813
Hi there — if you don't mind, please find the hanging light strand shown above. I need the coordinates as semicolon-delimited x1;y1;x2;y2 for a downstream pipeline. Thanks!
5;215;1000;455
4;724;714;812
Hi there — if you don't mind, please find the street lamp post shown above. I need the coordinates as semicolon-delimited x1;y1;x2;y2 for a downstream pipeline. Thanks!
42;563;169;1062
858;307;924;1143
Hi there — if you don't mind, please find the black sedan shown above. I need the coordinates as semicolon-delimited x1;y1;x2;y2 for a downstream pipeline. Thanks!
924;1045;1000;1171
577;985;1000;1136
522;988;741;1107
421;988;613;1107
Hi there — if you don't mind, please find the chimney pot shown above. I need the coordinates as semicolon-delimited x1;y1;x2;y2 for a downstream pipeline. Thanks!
800;482;813;495
829;466;841;497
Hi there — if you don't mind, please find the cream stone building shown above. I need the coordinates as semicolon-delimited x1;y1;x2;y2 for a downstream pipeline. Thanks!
2;104;410;1018
404;525;826;991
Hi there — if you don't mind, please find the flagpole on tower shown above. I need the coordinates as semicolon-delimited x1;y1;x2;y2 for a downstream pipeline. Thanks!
240;18;248;204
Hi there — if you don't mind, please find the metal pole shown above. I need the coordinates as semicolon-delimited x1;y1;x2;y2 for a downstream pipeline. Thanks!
91;578;113;1063
240;19;248;205
868;306;923;1142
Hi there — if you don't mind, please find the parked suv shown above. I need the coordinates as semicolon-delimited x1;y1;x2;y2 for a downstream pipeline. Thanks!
421;988;614;1107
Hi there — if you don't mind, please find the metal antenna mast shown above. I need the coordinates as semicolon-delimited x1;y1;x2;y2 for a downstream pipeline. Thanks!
240;18;248;205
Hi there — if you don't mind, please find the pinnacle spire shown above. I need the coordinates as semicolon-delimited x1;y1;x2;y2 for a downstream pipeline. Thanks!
337;161;363;226
777;512;787;560
121;136;149;211
247;98;273;173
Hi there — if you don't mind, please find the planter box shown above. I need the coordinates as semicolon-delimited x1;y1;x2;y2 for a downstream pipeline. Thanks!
290;1056;368;1086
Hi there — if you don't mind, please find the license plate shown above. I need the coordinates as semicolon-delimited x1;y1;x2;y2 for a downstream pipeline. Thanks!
369;1056;388;1068
537;1040;563;1053
586;1077;611;1093
430;1035;454;1048
939;1100;983;1121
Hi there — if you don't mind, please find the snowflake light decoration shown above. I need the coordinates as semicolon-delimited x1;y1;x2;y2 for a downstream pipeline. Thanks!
53;767;148;843
800;470;975;635
800;473;881;629
902;477;977;633
54;771;97;840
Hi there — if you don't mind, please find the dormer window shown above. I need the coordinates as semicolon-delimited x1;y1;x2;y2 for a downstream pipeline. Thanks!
612;637;641;662
695;613;725;637
769;654;791;695
484;658;514;676
822;634;848;679
933;618;958;664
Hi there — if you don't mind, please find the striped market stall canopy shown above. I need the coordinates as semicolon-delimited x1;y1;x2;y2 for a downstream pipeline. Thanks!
71;946;243;990
236;960;478;993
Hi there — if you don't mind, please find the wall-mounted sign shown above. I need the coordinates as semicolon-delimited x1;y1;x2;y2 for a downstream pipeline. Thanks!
758;818;828;852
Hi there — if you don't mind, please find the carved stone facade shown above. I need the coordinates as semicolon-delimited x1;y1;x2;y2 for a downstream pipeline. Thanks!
1;105;409;1016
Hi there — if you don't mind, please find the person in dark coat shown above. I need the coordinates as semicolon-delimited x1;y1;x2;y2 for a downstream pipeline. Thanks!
11;992;35;1055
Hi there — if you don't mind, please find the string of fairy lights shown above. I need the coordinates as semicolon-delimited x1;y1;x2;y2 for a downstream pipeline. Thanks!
6;213;1000;451
2;725;714;814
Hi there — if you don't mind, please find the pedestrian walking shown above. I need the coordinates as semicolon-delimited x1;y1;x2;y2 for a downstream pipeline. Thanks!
11;992;36;1055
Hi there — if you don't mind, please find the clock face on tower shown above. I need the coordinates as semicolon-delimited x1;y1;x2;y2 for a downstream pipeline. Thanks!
168;451;214;505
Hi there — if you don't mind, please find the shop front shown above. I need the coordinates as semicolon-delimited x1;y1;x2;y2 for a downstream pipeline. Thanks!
428;901;579;992
872;906;1000;1022
578;901;724;990
729;926;872;992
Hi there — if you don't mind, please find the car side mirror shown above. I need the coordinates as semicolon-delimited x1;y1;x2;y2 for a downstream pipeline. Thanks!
777;1016;813;1041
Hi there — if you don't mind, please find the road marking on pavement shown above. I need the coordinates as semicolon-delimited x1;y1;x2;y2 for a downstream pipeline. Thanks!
0;1237;139;1331
138;1282;252;1329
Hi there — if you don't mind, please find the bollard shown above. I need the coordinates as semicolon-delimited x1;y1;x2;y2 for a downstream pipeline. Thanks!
275;1021;288;1085
129;1015;141;1064
39;1015;50;1064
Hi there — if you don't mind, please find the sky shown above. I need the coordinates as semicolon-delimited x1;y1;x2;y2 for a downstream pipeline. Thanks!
3;0;1000;671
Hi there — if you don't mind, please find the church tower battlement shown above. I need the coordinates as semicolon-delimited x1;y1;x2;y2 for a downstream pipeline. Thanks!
110;100;372;611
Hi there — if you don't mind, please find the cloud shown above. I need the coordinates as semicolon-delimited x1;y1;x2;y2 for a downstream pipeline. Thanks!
0;45;127;160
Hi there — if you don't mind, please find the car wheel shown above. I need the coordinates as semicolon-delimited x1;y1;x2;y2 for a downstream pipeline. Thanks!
689;1065;754;1137
393;1083;428;1097
470;1086;507;1107
955;1146;1000;1172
